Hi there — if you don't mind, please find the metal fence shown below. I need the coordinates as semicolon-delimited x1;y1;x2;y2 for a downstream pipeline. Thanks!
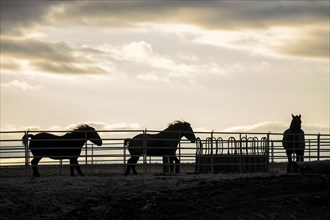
0;129;329;176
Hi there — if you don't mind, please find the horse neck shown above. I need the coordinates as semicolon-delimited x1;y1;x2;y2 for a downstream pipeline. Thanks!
65;131;87;142
161;126;184;139
289;123;301;132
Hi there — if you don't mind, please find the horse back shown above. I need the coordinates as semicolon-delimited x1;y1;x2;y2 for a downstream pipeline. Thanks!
127;133;179;156
29;133;61;146
283;129;305;150
29;132;84;158
129;133;177;146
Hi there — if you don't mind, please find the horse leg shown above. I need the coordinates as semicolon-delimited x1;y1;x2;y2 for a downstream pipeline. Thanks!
168;157;174;173
162;156;170;173
70;158;84;176
31;157;41;177
296;150;304;162
125;156;140;175
173;156;180;174
286;150;292;163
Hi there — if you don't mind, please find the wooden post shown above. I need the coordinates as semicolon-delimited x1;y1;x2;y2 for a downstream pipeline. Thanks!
211;131;214;174
317;133;321;161
143;129;147;175
24;130;29;177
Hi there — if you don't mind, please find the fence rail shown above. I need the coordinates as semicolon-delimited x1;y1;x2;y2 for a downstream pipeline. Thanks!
0;130;329;176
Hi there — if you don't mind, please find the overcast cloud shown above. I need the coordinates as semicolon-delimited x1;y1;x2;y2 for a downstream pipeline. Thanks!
1;1;329;134
1;1;328;77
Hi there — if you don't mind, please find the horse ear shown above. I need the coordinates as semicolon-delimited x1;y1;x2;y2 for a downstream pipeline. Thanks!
292;114;294;118
299;114;301;118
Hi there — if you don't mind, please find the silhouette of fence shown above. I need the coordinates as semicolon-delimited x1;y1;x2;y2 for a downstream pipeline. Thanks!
195;135;269;173
0;130;329;176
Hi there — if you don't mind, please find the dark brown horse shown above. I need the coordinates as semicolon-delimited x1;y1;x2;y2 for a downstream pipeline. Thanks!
124;121;196;175
22;124;102;177
282;114;305;162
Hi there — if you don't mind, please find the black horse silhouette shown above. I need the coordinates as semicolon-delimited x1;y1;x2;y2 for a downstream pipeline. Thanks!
124;121;196;175
22;124;102;177
282;114;305;162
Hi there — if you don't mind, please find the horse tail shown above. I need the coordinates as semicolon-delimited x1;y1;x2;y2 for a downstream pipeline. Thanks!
124;138;131;147
22;133;34;147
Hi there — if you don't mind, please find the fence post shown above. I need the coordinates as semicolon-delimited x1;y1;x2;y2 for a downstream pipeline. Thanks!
178;131;181;174
91;144;94;165
124;136;126;174
210;131;214;174
239;133;242;173
270;137;274;164
143;129;147;175
308;140;311;161
317;133;321;161
24;130;29;177
195;137;201;173
85;131;88;175
266;133;270;172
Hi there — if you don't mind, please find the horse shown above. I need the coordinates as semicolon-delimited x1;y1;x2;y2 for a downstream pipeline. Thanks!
124;121;196;175
22;124;102;177
282;114;305;163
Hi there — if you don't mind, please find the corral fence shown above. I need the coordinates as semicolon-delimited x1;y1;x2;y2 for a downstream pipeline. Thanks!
0;130;329;176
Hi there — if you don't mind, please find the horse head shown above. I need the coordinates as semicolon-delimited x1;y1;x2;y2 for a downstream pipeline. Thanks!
169;121;196;143
182;122;196;143
76;124;103;146
290;114;302;131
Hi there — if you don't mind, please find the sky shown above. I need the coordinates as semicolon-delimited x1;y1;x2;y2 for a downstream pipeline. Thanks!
1;0;329;134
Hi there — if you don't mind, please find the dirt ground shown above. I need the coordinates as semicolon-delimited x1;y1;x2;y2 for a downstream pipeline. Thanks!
1;170;330;220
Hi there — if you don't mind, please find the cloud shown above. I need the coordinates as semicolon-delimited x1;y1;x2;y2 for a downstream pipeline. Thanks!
3;1;327;39
1;37;108;75
49;1;328;61
94;41;199;83
72;122;142;131
0;1;60;34
45;1;328;30
137;73;171;83
1;80;43;91
2;1;328;31
122;41;153;60
277;25;329;60
2;37;197;80
7;121;328;135
1;1;328;77
193;24;329;60
1;37;74;62
224;121;287;133
224;121;330;134
3;122;142;133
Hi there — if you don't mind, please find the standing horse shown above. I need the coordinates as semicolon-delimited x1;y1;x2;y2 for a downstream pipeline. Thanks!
282;114;305;162
124;121;196;175
22;124;102;177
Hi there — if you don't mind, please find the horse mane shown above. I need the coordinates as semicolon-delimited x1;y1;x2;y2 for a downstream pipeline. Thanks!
67;124;95;135
73;124;92;131
61;124;94;138
167;120;190;129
